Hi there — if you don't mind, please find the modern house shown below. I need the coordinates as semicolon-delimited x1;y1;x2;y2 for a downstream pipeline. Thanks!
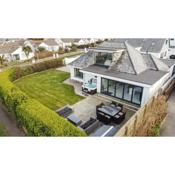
39;39;59;52
0;41;34;61
69;40;175;107
113;38;170;59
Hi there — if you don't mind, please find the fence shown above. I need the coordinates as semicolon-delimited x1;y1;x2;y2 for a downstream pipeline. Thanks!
115;96;155;136
115;77;175;136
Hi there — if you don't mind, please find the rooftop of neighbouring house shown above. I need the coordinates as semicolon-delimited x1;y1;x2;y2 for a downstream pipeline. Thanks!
0;40;25;54
111;38;167;53
42;39;58;46
70;40;175;85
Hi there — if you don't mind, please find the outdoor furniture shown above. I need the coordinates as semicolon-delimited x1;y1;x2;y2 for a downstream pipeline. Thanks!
97;112;111;124
90;125;118;137
96;103;123;124
111;101;117;107
67;114;82;126
118;103;123;111
113;112;126;124
80;118;100;134
56;106;73;118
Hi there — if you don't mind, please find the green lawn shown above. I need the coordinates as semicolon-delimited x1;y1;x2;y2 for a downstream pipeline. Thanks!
0;123;8;136
15;70;84;110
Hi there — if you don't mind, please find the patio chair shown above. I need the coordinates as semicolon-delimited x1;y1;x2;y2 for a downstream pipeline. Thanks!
111;101;117;107
117;103;123;111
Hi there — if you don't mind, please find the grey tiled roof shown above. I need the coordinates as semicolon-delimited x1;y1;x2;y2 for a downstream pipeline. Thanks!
43;39;58;46
160;59;175;67
61;38;74;43
112;38;144;48
112;38;167;53
140;39;166;53
69;51;95;68
126;42;147;74
82;65;167;85
96;41;125;51
70;41;171;85
0;42;22;54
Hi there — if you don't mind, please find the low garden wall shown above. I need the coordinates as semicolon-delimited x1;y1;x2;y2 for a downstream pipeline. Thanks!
0;59;86;136
115;95;167;136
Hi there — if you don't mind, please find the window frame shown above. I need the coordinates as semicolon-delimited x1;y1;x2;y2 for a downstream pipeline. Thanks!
101;77;143;105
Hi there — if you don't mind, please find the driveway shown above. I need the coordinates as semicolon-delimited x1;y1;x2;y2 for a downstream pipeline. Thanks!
161;89;175;136
0;104;25;136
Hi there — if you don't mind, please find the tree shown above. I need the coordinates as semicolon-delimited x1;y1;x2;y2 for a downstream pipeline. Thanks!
0;55;5;65
22;46;32;59
37;46;46;52
58;47;65;54
71;44;77;52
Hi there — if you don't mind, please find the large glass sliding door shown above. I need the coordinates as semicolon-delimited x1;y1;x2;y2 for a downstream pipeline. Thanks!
132;86;143;104
115;82;124;98
108;80;115;96
123;84;133;101
101;78;143;105
101;78;108;94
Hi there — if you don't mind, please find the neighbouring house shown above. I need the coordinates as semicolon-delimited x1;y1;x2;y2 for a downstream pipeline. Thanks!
0;41;34;62
69;40;175;107
73;38;87;46
58;39;74;48
168;38;175;59
39;39;60;52
24;40;43;52
113;38;170;59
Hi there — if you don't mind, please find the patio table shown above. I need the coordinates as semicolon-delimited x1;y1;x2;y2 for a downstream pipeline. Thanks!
97;105;120;117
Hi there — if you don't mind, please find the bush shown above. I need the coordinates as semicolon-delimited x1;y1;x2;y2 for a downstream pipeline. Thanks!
12;59;64;81
0;60;86;136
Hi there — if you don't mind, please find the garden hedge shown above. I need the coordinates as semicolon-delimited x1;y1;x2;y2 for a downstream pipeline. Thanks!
0;59;86;136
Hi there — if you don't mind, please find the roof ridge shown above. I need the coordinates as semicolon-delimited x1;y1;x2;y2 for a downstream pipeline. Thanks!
125;41;148;75
125;49;137;75
149;54;159;71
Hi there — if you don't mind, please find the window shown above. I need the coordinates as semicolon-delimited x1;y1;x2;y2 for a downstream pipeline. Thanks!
160;52;164;58
74;68;83;79
95;52;113;67
132;86;142;104
172;66;175;76
108;80;115;96
13;54;20;60
123;84;133;101
101;78;108;94
101;78;143;105
115;82;124;98
164;51;167;57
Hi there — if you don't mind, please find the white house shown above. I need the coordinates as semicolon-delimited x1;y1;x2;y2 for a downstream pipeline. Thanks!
0;41;34;62
39;39;59;52
69;40;175;107
24;40;42;52
168;38;175;59
73;38;86;46
58;39;74;48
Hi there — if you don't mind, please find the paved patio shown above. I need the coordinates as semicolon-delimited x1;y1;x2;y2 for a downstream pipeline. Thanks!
70;95;136;124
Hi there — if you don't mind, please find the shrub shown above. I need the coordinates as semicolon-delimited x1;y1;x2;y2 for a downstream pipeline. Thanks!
12;59;63;81
0;60;86;136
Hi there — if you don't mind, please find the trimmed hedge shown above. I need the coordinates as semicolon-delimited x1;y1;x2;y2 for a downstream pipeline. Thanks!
0;60;86;136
